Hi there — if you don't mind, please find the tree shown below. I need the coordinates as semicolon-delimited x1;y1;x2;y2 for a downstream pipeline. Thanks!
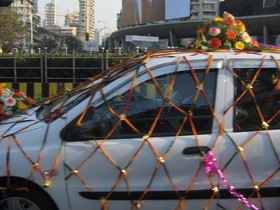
40;36;59;54
0;7;28;53
63;36;83;53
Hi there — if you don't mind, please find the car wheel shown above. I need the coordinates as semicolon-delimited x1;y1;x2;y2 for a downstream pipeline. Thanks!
0;196;40;210
0;178;58;210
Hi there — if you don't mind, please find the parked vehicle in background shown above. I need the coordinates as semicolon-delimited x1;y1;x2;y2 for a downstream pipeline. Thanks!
0;48;279;210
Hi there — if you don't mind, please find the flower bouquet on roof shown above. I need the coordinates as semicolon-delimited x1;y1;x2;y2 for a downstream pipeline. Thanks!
0;83;36;121
194;12;260;51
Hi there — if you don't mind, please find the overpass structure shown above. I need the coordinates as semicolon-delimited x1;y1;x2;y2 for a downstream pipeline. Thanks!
110;14;280;52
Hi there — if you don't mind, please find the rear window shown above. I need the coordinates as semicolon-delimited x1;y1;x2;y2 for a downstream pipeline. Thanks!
234;67;280;131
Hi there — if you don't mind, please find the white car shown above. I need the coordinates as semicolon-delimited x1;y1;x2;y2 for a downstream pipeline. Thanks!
0;50;279;210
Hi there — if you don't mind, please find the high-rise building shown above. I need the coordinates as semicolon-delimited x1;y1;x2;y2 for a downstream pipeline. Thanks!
11;0;39;52
120;0;220;28
65;12;79;27
79;0;95;41
65;11;80;37
43;0;58;27
190;0;220;20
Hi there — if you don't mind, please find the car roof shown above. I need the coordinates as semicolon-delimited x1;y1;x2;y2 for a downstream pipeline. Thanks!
144;49;280;60
65;49;280;93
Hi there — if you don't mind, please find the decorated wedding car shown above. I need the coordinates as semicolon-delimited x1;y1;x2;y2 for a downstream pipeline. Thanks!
0;13;279;210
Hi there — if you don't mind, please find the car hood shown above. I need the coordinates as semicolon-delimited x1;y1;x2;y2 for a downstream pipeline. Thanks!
0;108;46;137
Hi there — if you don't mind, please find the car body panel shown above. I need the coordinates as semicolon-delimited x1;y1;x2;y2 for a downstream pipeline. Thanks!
0;50;279;210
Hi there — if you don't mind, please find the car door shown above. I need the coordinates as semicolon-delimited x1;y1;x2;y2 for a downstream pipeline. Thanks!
62;55;226;210
219;55;280;209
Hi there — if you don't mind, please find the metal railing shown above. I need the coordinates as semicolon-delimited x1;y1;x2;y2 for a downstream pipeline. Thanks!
0;49;131;83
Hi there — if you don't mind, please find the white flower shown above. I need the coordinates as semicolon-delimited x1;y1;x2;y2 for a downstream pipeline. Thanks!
4;107;13;115
242;32;252;43
3;88;12;96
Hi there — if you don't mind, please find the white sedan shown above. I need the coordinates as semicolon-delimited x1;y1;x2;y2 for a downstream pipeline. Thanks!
0;50;279;210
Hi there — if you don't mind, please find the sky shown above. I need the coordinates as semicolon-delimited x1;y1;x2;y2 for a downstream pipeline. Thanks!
38;0;122;32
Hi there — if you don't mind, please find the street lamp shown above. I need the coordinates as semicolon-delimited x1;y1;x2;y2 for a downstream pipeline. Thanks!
98;20;106;29
98;20;106;47
30;12;33;53
95;28;104;47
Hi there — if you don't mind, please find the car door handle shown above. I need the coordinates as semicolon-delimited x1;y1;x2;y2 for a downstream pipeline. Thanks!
182;146;210;156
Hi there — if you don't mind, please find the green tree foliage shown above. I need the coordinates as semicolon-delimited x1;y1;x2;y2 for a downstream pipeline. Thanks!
63;36;83;53
41;36;59;54
0;7;28;52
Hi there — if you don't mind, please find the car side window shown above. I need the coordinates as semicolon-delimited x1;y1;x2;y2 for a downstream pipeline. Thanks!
234;68;280;131
62;69;218;141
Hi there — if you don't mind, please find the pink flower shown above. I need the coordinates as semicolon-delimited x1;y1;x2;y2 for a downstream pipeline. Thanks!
208;27;221;37
4;97;16;106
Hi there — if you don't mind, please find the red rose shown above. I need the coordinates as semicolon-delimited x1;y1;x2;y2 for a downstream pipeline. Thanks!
210;38;222;49
0;112;7;121
226;30;236;40
225;17;234;26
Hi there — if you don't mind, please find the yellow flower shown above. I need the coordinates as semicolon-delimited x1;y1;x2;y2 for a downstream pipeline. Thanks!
195;39;202;48
0;83;6;88
204;21;211;26
17;101;28;110
237;25;246;32
235;41;245;50
214;16;224;22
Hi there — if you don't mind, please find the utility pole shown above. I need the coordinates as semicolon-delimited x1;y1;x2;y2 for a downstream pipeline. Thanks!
26;0;34;53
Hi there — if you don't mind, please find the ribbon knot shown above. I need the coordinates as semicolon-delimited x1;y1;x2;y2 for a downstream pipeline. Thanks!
204;151;258;210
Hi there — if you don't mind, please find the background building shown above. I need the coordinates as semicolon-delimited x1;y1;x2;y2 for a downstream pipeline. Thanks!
219;0;280;16
79;0;95;41
43;0;58;27
11;0;39;53
65;12;80;28
190;0;219;20
111;0;280;52
65;12;80;37
120;0;219;28
116;0;220;51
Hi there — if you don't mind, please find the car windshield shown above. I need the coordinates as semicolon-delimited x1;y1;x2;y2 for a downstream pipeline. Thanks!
36;54;145;122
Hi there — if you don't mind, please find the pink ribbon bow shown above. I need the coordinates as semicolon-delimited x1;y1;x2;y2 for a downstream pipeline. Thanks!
204;151;258;210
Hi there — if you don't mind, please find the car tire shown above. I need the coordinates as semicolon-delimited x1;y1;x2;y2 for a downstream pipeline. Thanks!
0;177;58;210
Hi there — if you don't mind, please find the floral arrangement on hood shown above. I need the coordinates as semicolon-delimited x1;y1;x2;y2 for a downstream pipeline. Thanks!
0;83;36;121
194;12;260;51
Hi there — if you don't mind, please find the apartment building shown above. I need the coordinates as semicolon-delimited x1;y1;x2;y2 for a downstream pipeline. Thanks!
43;0;58;27
79;0;95;41
190;0;220;20
11;0;39;52
65;12;79;27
